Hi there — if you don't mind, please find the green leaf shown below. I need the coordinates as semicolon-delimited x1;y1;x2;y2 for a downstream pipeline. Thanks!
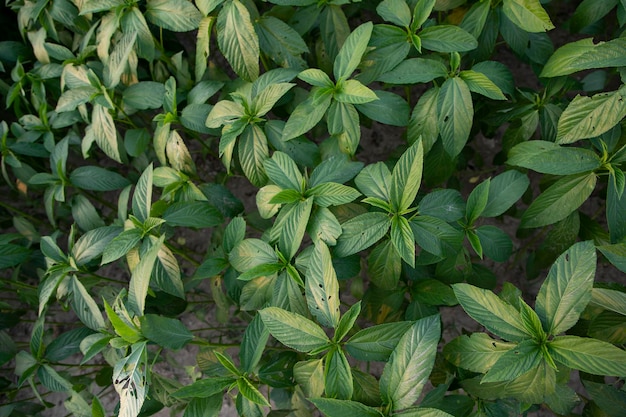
570;0;618;32
132;164;153;223
128;236;164;316
378;58;447;84
380;315;440;411
324;347;353;399
140;314;193;349
162;201;223;228
238;124;269;187
390;140;424;212
391;215;415;267
606;168;626;243
72;226;120;266
217;0;259;81
411;215;463;258
123;82;165;110
308;183;361;207
70;166;130;191
459;70;506;100
520;173;597;228
462;361;555;404
335;212;391;257
335;79;378;104
256;16;308;70
308;207;342;246
541;38;626;78
355;90;409;127
502;0;554;32
549;335;626;376
104;31;137;89
56;86;97;113
38;364;72;392
272;198;313;259
482;170;529;217
298;69;334;87
282;87;332;141
103;299;141;343
536;241;596;335
584;380;626;417
237;377;269;406
437;77;473;157
408;87;439;151
145;0;202;31
327;101;361;155
590;287;626;316
481;339;542;383
269;189;303;205
240;314;269;372
475;226;512;262
237;263;282;281
452;283;529;342
335;301;361;342
368;240;402;290
70;276;106;330
263;151;302;191
259;306;330;352
0;243;31;269
101;228;142;265
345;321;414;361
252;83;295;117
354;162;391;200
230;239;278;272
310;398;383;417
377;0;411;27
443;333;516;373
306;241;340;328
556;89;626;145
466;178;490;225
172;377;235;398
334;22;373;81
419;25;478;52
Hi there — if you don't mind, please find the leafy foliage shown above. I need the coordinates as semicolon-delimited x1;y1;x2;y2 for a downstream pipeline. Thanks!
1;0;625;416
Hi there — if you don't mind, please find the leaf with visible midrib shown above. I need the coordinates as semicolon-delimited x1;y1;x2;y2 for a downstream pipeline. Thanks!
520;173;597;229
217;0;259;81
259;307;329;352
535;241;596;335
380;315;440;411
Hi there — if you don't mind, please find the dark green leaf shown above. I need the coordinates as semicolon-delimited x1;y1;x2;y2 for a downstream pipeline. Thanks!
140;314;193;349
310;398;383;417
420;25;478;52
437;77;473;157
378;58;447;84
482;170;529;217
70;166;130;191
355;90;409;127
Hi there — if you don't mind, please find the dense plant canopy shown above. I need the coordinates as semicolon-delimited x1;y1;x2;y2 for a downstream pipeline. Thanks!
1;0;626;416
